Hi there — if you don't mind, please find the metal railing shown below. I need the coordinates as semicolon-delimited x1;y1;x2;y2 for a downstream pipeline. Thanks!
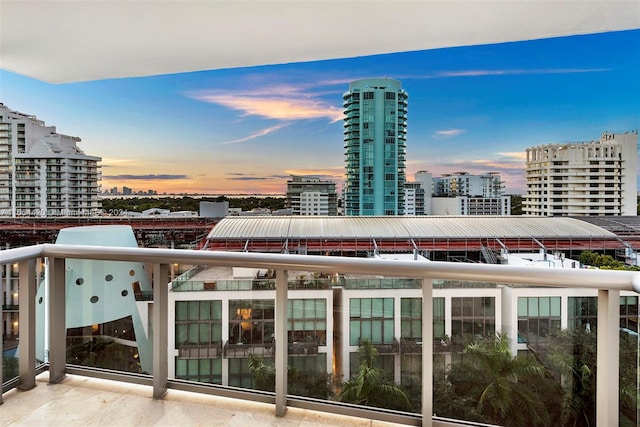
1;242;639;427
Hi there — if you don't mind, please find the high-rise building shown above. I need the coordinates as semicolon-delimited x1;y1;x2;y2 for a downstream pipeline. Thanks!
523;131;638;216
286;175;338;216
343;78;408;216
0;103;101;217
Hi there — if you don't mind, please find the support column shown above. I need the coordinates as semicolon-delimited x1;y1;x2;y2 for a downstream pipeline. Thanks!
153;263;169;399
17;259;36;390
596;289;619;427
275;269;288;417
421;277;433;427
48;257;66;383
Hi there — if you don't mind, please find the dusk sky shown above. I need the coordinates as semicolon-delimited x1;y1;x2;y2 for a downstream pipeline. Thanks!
1;29;638;195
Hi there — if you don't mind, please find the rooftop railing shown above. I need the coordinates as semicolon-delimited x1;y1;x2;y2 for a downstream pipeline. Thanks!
1;242;639;426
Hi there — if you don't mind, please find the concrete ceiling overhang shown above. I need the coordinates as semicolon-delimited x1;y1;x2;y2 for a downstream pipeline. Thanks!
1;0;639;84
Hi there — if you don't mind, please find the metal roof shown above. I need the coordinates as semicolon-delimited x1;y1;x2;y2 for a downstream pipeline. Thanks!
207;216;616;240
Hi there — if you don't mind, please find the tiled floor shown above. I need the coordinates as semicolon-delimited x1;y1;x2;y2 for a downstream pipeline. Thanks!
1;372;407;426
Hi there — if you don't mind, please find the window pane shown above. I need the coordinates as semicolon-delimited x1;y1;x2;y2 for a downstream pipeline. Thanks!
176;301;187;321
372;298;383;317
539;297;550;316
361;320;371;342
518;297;528;316
551;297;561;316
176;324;187;346
304;299;316;317
200;301;211;320
292;300;304;318
212;301;222;320
361;299;372;318
350;299;360;317
188;301;199;320
199;324;209;344
350;321;360;346
188;323;198;343
529;298;539;317
371;320;382;342
385;320;395;343
384;298;394;317
401;298;410;315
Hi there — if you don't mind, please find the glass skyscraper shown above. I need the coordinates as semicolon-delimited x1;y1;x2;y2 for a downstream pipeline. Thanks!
343;78;408;216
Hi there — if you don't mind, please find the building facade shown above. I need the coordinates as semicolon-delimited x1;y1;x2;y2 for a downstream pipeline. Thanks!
403;182;425;215
0;103;102;217
523;131;638;216
408;171;508;216
343;78;408;216
433;171;504;198
431;195;511;216
286;175;338;216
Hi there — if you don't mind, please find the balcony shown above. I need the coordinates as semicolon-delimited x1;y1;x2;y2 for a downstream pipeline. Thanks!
1;243;638;427
178;343;223;359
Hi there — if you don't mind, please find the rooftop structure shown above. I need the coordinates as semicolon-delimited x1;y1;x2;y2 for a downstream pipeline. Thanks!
205;216;633;258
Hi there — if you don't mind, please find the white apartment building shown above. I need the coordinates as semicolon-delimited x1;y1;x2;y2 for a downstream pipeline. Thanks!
409;171;508;216
403;182;425;215
286;175;338;216
431;195;511;216
433;171;504;198
523;131;638;216
0;103;101;217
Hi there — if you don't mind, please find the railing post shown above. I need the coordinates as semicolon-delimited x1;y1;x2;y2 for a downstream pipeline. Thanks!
153;263;169;399
596;289;619;427
48;257;66;383
275;268;288;416
421;277;433;427
18;259;36;390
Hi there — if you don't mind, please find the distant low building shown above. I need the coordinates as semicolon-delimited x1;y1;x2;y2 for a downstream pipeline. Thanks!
431;195;511;216
286;175;338;216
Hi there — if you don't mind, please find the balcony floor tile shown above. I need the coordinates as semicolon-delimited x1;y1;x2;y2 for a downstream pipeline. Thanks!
1;373;406;426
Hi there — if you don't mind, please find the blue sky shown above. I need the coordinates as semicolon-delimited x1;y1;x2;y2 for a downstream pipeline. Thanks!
1;29;638;195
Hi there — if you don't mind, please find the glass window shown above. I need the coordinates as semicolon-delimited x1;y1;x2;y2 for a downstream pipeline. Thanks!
175;300;222;348
568;296;597;330
229;299;275;346
288;299;327;345
350;298;394;345
518;297;561;344
451;297;495;342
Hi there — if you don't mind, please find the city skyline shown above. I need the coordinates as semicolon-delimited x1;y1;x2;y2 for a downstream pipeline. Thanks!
1;29;638;195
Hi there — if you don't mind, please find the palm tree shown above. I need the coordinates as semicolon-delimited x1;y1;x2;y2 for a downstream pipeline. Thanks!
338;339;412;412
447;334;552;426
248;353;276;391
248;353;331;398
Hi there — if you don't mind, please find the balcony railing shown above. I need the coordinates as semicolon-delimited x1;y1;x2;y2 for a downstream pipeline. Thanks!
178;343;223;359
1;243;638;427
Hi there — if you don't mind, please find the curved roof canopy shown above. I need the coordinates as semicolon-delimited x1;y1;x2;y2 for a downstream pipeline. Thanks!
1;1;639;83
207;216;616;240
